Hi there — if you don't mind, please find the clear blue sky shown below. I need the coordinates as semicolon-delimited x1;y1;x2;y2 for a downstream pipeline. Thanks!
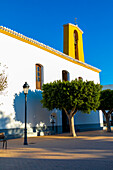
0;0;113;85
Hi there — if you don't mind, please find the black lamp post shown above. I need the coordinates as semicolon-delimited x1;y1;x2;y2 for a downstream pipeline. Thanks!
23;82;29;145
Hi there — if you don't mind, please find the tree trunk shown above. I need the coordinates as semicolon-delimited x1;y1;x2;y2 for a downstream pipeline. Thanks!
68;116;76;137
106;114;111;132
63;108;77;137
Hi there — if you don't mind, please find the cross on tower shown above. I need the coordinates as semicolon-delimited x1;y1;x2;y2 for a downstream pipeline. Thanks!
75;18;77;25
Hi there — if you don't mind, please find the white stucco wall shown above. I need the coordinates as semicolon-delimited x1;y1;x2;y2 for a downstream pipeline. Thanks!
74;110;103;126
0;32;102;129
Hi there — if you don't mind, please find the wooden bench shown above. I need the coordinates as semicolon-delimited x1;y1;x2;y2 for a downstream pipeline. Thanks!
0;133;7;149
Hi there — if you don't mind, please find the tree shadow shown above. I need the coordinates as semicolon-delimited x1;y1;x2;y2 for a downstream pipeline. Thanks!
0;111;11;129
14;90;51;127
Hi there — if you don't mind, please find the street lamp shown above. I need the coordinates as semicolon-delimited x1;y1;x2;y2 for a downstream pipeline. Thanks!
23;82;29;145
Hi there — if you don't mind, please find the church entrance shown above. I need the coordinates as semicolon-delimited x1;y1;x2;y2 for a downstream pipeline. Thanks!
62;109;70;133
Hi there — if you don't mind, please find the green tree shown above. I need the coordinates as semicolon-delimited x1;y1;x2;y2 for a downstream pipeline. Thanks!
98;89;113;132
41;79;102;137
0;64;7;93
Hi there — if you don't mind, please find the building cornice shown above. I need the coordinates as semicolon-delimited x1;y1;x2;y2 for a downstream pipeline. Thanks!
0;26;101;73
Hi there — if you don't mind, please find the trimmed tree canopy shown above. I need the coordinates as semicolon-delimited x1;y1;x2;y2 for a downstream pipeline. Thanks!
41;79;102;136
41;79;102;113
98;89;113;132
99;89;113;110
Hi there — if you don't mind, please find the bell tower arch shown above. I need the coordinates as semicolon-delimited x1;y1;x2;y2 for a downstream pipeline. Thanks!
63;23;85;63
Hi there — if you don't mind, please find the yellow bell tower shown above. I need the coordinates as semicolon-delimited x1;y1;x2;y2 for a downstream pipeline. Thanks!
63;23;85;63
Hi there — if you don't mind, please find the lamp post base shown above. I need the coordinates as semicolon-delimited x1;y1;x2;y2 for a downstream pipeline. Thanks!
24;128;28;145
24;142;28;145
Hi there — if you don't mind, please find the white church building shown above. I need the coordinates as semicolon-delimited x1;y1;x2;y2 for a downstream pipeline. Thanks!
0;22;103;137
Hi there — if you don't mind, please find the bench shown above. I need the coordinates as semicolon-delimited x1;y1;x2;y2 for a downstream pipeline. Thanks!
0;133;7;149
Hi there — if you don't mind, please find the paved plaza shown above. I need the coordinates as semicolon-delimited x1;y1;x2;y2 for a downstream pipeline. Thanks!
0;130;113;170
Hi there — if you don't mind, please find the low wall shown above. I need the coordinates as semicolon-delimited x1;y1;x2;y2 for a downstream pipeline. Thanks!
0;128;24;139
75;123;103;132
0;123;103;139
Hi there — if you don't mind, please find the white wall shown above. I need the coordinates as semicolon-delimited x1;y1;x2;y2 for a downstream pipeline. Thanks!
74;110;103;126
0;32;102;129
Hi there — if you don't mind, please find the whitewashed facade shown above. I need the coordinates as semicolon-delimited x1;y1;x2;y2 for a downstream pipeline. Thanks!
0;25;103;135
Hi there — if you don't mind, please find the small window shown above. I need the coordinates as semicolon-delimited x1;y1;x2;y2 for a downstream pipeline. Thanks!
78;77;83;81
62;70;69;81
36;64;42;89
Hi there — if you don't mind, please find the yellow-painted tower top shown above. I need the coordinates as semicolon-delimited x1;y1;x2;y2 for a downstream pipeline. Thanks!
63;23;85;63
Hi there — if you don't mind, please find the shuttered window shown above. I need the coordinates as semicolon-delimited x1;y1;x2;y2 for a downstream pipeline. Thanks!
36;64;41;89
62;70;69;81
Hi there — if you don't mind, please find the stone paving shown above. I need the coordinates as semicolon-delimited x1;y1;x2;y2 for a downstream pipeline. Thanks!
0;129;113;170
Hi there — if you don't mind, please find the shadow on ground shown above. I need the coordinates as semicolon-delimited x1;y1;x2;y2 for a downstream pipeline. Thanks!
0;130;113;170
0;157;113;170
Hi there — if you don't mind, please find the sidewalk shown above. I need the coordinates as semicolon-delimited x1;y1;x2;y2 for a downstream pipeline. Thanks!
0;129;113;170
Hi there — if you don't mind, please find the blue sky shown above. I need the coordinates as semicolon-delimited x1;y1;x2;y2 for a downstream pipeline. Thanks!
0;0;113;85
